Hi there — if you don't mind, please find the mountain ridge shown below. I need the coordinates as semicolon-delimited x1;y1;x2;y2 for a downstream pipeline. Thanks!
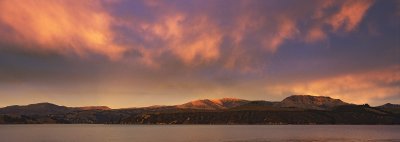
1;95;399;124
278;95;349;110
0;95;396;111
176;98;249;110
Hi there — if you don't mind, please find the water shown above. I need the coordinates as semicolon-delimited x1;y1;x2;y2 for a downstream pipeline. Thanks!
0;125;399;142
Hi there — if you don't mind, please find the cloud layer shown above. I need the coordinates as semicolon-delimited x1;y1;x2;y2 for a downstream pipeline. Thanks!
0;0;125;60
0;0;375;67
267;65;400;104
0;0;398;108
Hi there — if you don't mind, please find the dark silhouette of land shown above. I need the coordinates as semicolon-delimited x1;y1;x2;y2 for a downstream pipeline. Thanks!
1;95;399;124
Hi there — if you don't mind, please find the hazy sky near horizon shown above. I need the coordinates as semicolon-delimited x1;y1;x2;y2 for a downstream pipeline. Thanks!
0;0;399;108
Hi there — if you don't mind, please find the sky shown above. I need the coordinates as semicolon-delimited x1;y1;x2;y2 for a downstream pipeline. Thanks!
0;0;399;108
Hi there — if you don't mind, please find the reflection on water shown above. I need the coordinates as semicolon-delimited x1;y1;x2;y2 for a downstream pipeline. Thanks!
0;125;399;142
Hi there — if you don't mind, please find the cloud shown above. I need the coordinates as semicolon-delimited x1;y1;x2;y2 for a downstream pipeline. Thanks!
325;0;375;32
397;0;400;16
305;26;327;43
304;0;374;43
0;0;376;68
267;65;400;105
142;14;223;65
0;0;398;108
263;17;298;52
0;0;126;60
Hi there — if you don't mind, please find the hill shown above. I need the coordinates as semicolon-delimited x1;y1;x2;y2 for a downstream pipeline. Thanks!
0;95;399;124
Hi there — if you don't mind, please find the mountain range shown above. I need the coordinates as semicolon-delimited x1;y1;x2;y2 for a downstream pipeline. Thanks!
1;95;399;124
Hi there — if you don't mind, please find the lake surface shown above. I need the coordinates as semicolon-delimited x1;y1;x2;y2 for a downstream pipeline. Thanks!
0;125;399;142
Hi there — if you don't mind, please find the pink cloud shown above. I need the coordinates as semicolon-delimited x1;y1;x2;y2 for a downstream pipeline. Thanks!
0;0;376;69
267;65;400;104
135;14;223;66
305;26;327;43
0;0;126;60
263;18;298;52
325;0;375;32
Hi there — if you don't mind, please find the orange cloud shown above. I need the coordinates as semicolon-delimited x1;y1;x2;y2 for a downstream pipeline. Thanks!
301;0;374;43
267;66;400;104
0;0;376;68
170;16;222;65
326;0;374;32
139;14;223;65
224;47;260;73
0;0;125;60
305;26;327;43
223;13;266;72
224;15;299;72
263;18;298;52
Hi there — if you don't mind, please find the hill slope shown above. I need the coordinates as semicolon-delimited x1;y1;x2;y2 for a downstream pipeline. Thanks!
0;95;399;124
176;98;249;110
279;95;348;110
